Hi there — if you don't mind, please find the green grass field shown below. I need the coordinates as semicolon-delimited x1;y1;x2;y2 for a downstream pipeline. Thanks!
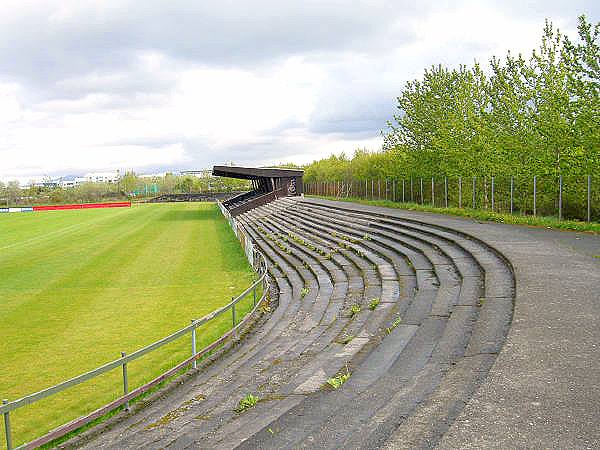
0;203;256;447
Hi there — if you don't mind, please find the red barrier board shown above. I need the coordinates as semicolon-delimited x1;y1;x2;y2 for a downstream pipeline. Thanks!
33;202;131;211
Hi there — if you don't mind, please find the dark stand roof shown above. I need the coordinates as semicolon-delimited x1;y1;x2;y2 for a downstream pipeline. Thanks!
212;166;303;180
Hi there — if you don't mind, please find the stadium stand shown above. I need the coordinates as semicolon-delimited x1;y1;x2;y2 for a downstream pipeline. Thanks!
213;166;304;217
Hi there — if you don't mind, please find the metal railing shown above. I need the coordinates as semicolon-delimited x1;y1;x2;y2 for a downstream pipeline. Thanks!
304;174;598;223
1;247;269;450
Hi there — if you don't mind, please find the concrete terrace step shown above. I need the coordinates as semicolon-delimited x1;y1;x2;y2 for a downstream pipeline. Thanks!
72;197;515;450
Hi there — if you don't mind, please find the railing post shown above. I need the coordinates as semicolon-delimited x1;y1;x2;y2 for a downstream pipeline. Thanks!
371;179;374;199
253;284;257;306
587;175;591;222
385;179;388;201
491;176;495;211
533;175;537;216
3;399;12;450
121;352;129;411
431;177;435;206
420;178;423;204
392;180;396;202
458;176;462;208
510;176;514;214
559;175;563;221
378;179;381;200
472;176;476;209
410;178;413;202
232;301;236;329
191;320;197;369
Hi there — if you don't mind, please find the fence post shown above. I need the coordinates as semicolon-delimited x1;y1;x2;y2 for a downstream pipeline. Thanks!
444;176;448;208
491;176;495;211
121;352;129;411
385;179;388;201
472;176;476;209
3;399;12;450
191;320;197;369
402;179;405;203
410;178;414;202
392;180;396;202
588;175;591;222
533;175;537;216
253;284;257;307
510;176;514;214
431;177;435;206
458;177;462;208
559;175;563;221
420;178;423;204
378;179;381;200
371;179;374;199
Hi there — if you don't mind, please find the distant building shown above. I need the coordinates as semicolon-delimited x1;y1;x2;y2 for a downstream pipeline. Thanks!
83;171;121;184
32;177;62;189
59;176;87;188
29;171;122;189
139;172;168;179
180;169;213;178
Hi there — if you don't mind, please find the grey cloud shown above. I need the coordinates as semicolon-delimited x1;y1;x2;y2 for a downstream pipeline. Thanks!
2;0;598;182
1;1;422;92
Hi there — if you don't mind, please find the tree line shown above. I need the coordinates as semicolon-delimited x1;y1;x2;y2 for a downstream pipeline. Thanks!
0;173;250;206
303;15;598;183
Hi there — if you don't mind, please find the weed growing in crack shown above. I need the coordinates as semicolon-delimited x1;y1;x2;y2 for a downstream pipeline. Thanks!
235;394;259;413
349;304;361;317
326;365;351;389
386;316;402;334
369;298;380;310
340;334;354;344
300;287;310;298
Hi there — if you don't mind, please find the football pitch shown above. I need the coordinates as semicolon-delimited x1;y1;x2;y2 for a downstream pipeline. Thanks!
0;202;256;446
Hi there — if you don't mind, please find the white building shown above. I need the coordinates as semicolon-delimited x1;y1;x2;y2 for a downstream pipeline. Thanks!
59;176;87;188
180;169;213;178
139;172;168;179
83;171;121;184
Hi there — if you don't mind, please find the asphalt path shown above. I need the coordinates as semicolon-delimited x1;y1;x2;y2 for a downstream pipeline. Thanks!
309;198;600;449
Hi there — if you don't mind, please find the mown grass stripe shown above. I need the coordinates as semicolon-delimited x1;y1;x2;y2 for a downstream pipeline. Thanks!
0;203;254;446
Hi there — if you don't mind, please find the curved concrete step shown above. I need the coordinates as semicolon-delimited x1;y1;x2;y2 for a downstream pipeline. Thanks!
72;197;514;450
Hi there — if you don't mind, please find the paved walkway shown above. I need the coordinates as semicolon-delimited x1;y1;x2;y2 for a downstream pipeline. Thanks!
310;199;600;449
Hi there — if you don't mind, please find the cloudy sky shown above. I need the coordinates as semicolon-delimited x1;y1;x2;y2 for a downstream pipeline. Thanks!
1;0;597;182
